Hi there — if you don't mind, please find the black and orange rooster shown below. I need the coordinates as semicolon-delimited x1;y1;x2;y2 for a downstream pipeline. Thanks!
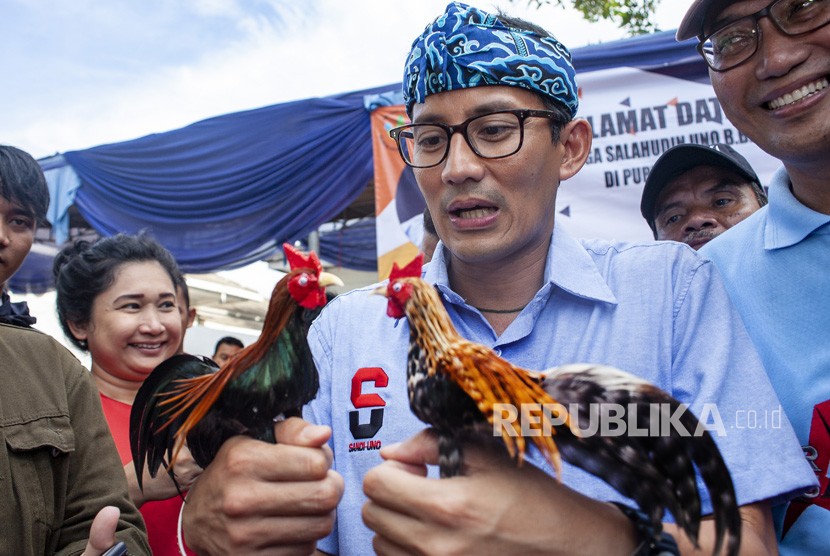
130;243;342;488
378;253;741;556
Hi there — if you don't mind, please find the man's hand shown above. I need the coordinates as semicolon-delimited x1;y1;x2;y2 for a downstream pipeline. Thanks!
81;506;122;556
362;430;638;556
128;444;202;507
182;417;344;556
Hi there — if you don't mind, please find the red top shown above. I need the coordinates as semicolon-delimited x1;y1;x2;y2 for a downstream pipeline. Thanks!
100;394;194;556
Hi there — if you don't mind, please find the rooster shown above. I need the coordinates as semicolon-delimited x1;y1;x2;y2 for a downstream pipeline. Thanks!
377;253;741;556
130;243;343;488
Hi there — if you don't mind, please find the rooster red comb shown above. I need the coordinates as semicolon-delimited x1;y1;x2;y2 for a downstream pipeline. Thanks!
382;253;424;319
389;253;424;281
283;243;322;273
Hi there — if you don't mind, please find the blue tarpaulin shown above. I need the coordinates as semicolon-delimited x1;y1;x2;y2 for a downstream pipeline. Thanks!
61;83;395;272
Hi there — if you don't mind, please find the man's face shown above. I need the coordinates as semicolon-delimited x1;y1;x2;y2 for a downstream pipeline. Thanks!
706;0;830;164
410;86;586;269
213;342;242;365
653;165;763;249
0;196;36;290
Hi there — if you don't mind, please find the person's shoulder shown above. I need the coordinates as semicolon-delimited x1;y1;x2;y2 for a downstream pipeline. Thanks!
0;324;90;410
580;236;694;254
0;323;60;346
324;281;385;309
0;321;64;347
0;323;84;373
579;237;706;269
701;206;768;260
577;237;716;300
312;281;390;328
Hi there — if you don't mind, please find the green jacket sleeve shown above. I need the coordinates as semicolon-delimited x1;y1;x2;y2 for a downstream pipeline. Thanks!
0;325;150;556
54;352;150;556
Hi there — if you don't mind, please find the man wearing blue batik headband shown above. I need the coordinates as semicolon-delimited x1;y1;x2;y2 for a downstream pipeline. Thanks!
401;2;579;118
179;3;814;555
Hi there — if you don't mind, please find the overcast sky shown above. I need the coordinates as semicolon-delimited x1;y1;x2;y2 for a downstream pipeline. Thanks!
1;0;691;159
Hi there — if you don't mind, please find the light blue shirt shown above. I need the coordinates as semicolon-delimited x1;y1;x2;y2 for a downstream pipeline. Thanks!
701;167;830;555
307;226;814;555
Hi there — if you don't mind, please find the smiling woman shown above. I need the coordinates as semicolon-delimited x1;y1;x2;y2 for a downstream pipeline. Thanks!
53;233;201;556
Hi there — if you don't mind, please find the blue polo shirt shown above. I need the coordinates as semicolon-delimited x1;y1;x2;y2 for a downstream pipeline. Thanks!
701;167;830;555
307;226;814;555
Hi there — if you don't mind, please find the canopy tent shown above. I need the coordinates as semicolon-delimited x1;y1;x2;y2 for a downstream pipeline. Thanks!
13;30;774;294
40;83;394;270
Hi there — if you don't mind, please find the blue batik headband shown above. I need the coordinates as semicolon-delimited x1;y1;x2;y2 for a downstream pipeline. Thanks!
403;2;578;118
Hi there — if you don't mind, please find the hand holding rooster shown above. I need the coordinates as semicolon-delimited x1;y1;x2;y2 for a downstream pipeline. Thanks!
364;430;641;556
365;426;779;556
182;418;343;555
369;254;772;556
126;444;201;508
129;244;345;555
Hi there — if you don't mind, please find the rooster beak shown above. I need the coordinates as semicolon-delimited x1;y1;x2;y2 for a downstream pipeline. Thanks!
372;285;388;298
318;272;344;289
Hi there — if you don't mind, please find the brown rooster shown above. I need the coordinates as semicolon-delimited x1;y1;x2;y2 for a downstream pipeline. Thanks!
377;253;741;556
130;243;342;487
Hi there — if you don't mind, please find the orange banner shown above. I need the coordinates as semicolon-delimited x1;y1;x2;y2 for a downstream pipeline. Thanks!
370;106;422;280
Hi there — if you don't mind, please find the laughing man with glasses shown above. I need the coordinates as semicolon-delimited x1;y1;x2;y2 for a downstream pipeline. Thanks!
679;1;830;554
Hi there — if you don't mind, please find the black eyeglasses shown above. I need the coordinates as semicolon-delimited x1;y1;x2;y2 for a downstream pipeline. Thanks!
388;109;565;169
698;0;830;72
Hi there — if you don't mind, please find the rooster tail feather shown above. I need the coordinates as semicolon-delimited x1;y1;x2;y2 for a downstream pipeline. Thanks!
544;396;684;531
541;364;741;554
130;354;218;489
441;346;573;478
676;403;742;556
164;359;243;465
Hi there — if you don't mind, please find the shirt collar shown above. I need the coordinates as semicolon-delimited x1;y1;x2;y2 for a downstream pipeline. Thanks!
546;226;617;304
423;242;463;303
422;228;617;305
765;167;830;249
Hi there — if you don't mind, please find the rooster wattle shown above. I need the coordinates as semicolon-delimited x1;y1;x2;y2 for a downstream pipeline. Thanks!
130;243;342;489
377;253;741;556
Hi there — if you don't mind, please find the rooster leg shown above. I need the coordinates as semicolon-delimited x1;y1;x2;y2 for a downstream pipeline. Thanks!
436;429;463;478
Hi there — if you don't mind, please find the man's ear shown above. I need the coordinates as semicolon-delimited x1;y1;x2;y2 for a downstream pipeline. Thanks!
558;118;593;181
67;320;89;342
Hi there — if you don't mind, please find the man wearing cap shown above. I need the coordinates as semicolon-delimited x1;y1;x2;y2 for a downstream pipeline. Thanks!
640;143;767;249
678;1;830;554
179;3;814;555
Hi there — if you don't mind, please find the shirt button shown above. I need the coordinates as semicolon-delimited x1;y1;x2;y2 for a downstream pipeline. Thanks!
494;348;502;356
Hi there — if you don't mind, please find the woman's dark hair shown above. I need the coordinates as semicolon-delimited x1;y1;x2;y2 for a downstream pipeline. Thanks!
53;233;181;351
174;271;191;309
